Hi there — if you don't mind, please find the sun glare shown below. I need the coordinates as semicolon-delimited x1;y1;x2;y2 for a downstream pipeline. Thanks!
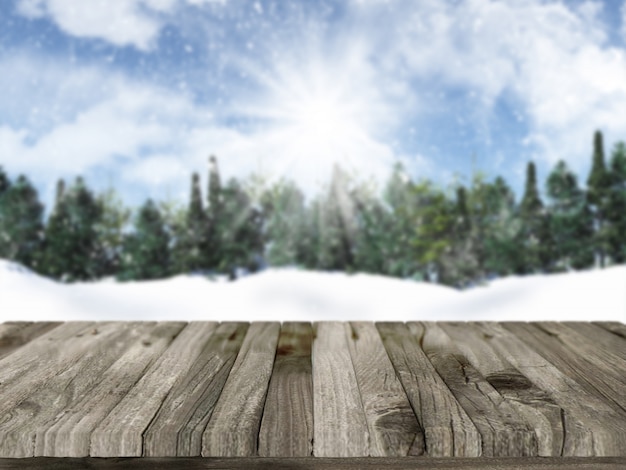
232;51;396;193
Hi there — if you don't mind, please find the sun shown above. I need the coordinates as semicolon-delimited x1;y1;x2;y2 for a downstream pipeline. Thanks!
229;51;396;194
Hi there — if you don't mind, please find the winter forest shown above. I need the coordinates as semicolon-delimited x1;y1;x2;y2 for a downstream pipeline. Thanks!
0;129;624;289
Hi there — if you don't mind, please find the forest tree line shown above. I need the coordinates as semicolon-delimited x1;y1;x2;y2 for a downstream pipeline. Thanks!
0;131;625;287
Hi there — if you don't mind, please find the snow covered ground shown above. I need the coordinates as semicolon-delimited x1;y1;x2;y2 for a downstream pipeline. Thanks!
0;259;624;322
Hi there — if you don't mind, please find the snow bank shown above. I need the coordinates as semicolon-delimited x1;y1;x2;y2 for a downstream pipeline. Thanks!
0;259;624;322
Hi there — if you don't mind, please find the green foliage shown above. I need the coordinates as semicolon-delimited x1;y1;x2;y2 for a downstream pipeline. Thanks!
118;199;171;281
606;142;626;263
316;164;357;271
212;178;263;278
261;178;308;267
0;175;44;269
480;176;524;276
587;130;612;267
39;177;105;282
0;166;10;195
94;187;131;277
546;161;594;270
2;129;622;285
175;172;211;273
519;162;553;273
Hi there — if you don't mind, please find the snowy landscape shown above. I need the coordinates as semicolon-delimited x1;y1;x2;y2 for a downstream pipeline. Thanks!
2;258;624;322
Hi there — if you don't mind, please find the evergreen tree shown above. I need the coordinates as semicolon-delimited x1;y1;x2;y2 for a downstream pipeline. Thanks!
118;199;170;280
175;172;211;273
481;176;524;276
0;166;10;196
213;178;263;279
546;160;594;270
207;155;223;268
606;142;626;263
261;178;308;267
587;130;612;267
317;164;357;271
0;175;44;268
39;177;105;281
519;162;553;273
439;185;479;287
94;187;131;277
411;181;455;284
351;179;393;275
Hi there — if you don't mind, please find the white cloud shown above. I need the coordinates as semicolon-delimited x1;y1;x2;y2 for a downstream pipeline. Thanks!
351;0;626;174
15;0;227;50
15;0;176;50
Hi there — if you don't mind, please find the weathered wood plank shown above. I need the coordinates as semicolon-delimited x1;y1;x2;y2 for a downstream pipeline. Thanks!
409;322;537;457
0;322;153;457
201;322;280;457
89;322;218;457
0;322;62;360
311;322;369;457
592;322;626;339
2;457;626;470
37;322;187;457
0;322;100;416
347;322;423;456
437;322;564;457
258;322;314;457
474;322;626;456
561;322;626;362
142;322;249;457
376;322;481;457
503;322;626;415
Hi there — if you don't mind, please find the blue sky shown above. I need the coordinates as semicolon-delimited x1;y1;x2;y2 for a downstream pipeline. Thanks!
2;0;626;211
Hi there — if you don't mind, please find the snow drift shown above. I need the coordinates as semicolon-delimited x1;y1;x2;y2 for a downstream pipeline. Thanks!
0;259;624;322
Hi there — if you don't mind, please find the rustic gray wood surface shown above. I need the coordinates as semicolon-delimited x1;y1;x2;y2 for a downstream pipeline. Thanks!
0;322;150;457
347;321;423;456
1;457;626;469
473;322;626;456
0;322;62;360
142;322;249;456
0;322;102;417
376;322;482;457
437;322;565;457
503;322;626;414
312;322;369;457
0;321;624;459
258;322;314;457
37;322;187;457
201;322;280;457
409;322;537;457
89;322;219;457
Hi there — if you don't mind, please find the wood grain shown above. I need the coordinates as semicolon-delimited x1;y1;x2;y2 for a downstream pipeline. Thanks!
347;322;423;456
37;322;187;457
0;322;62;360
409;322;537;457
376;322;482;457
561;322;626;362
142;322;249;457
0;322;99;416
89;322;219;457
503;322;626;416
0;322;151;457
201;322;280;457
474;322;626;456
1;457;626;470
311;322;370;457
592;322;626;339
258;322;314;457
437;322;565;457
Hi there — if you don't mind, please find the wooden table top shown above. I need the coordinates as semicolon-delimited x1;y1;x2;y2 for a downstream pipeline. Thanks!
0;321;625;468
